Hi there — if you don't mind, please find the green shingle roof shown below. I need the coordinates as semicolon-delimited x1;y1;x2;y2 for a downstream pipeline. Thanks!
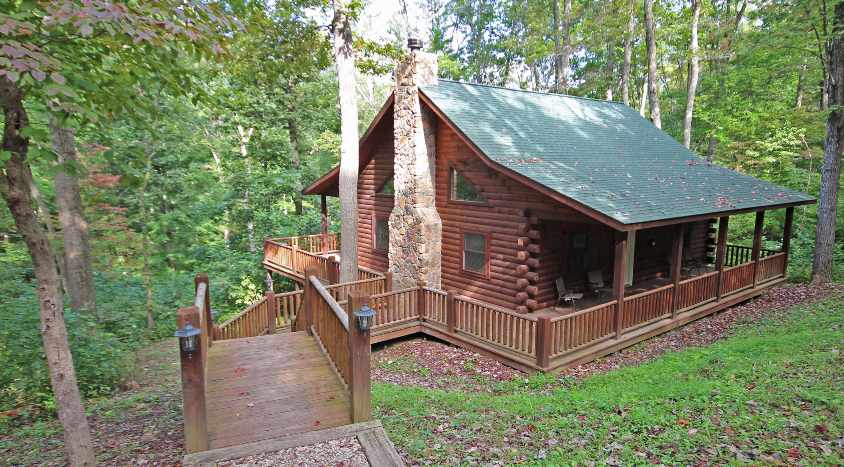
420;80;815;225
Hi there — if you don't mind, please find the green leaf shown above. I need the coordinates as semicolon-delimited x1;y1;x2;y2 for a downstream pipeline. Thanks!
19;127;33;138
0;151;12;161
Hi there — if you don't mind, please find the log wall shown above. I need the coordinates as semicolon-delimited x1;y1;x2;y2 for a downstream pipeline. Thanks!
356;136;395;272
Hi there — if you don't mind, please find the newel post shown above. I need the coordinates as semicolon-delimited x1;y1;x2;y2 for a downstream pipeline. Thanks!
347;290;372;423
291;245;299;274
714;216;729;301
612;231;628;339
303;266;318;335
669;224;683;318
446;289;457;334
782;207;795;277
751;211;765;287
535;315;552;369
195;273;212;346
266;288;277;334
416;281;426;323
177;305;208;454
384;272;394;292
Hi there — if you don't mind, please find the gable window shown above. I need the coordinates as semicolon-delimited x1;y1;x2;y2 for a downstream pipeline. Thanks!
373;218;389;251
450;168;485;203
461;230;489;275
377;177;394;195
567;231;588;275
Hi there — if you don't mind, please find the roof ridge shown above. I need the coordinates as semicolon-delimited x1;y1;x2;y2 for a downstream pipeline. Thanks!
428;79;630;106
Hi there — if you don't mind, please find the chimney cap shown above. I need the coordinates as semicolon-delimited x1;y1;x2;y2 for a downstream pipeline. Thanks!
407;37;424;52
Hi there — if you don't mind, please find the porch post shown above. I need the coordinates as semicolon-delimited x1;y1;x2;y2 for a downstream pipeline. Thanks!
714;216;729;302
782;207;795;277
613;230;628;339
321;194;329;254
751;211;765;287
669;224;683;318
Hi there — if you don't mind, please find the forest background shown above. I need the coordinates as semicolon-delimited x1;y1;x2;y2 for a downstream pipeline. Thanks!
0;0;841;422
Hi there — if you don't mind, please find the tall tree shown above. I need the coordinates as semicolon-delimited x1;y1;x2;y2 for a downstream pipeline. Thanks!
621;0;636;106
811;1;844;284
644;0;662;128
682;0;702;148
50;119;97;316
332;0;360;283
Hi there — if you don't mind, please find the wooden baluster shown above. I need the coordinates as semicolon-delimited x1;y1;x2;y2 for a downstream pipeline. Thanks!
177;305;208;453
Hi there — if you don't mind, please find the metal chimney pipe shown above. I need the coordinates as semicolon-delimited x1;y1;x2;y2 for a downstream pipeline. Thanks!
407;37;424;52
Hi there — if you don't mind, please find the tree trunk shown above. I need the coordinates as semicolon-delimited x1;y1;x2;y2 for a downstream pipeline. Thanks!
796;56;807;108
0;76;96;466
158;195;174;270
238;125;255;253
139;155;155;331
644;0;661;128
28;170;70;292
621;0;636;106
288;116;304;215
553;0;562;92
50;120;97;317
530;59;539;91
562;0;572;94
606;39;615;100
333;0;360;283
682;0;701;148
639;72;648;116
811;1;844;285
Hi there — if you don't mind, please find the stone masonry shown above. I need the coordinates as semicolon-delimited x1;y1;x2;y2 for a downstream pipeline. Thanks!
388;48;442;289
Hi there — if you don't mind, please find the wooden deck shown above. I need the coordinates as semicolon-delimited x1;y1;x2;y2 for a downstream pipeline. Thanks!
204;332;351;450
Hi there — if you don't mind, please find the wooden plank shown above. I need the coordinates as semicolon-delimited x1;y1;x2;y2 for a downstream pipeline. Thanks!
358;427;405;467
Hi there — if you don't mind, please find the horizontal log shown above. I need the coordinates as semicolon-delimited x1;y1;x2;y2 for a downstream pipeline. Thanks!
517;251;530;261
516;292;529;302
528;230;540;239
516;278;530;288
518;223;530;232
524;299;538;309
527;244;540;254
524;272;539;281
515;306;529;314
524;286;538;295
518;237;531;247
525;258;539;268
516;265;530;274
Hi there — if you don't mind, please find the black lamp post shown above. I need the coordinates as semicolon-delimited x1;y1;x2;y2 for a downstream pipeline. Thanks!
264;276;274;291
210;308;218;324
175;317;201;354
353;301;377;333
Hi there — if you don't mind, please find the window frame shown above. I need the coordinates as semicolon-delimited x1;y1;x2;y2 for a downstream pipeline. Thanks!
460;228;491;277
374;174;395;198
448;166;491;206
371;216;389;254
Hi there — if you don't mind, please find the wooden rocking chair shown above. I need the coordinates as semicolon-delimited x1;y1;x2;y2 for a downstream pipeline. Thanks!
555;276;583;311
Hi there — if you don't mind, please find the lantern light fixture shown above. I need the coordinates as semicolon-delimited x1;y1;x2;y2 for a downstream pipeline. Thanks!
264;276;274;291
353;301;377;333
174;317;201;354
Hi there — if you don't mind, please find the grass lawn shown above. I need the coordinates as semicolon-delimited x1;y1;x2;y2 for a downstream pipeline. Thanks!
374;291;844;466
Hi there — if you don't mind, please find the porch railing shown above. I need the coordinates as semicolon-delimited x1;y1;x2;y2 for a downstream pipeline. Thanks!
724;244;778;267
269;233;340;255
263;236;384;284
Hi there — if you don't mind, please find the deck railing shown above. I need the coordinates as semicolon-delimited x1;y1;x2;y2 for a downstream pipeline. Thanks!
721;261;755;295
677;271;719;311
548;301;617;358
453;296;539;359
325;275;390;303
369;288;419;329
622;285;674;331
306;273;371;423
724;244;778;267
218;296;269;340
269;233;340;255
263;236;384;284
757;252;786;283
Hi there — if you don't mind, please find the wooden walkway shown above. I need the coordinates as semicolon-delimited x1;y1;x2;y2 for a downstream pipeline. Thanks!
204;331;351;450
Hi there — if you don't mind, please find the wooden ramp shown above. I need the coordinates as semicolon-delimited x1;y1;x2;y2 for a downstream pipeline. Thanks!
204;331;351;450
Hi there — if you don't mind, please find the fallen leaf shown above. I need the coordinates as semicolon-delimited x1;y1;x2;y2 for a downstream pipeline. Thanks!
235;367;245;372
315;421;321;426
236;413;242;416
813;424;829;434
246;403;254;408
678;419;691;425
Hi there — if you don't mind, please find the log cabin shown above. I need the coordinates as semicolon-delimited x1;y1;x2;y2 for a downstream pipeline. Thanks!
265;40;817;372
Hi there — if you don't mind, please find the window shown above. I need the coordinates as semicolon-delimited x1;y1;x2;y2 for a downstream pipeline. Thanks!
373;218;389;251
567;231;588;275
450;168;485;203
462;230;489;275
377;177;394;195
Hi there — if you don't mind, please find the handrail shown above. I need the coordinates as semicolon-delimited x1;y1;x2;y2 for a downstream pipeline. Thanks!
218;296;267;329
623;283;674;301
454;295;540;322
194;283;207;309
310;275;349;330
678;270;719;285
549;300;619;322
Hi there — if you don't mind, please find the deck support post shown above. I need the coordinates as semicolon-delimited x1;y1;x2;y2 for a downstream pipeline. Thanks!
669;224;683;318
715;217;729;301
782;207;794;277
347;290;372;423
446;290;457;334
265;288;276;334
177;305;208;454
321;195;329;254
416;281;426;322
751;211;765;287
303;266;318;335
612;231;628;339
536;315;552;368
385;272;394;292
195;273;212;347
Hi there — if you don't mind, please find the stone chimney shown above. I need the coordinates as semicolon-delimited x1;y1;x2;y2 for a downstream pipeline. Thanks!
388;38;442;289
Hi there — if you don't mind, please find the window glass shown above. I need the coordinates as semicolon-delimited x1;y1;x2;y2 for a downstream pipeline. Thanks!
377;177;394;195
374;218;389;251
567;232;588;275
463;231;487;273
451;169;484;202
